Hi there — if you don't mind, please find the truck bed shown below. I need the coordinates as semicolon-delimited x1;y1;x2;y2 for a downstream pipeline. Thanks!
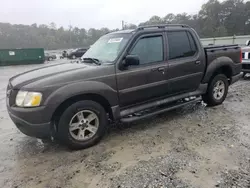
204;44;241;67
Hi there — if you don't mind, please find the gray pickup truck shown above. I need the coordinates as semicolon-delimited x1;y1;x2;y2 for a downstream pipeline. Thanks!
6;24;242;149
242;40;250;77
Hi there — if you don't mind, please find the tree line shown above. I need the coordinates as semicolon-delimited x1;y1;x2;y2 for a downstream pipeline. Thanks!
0;0;249;50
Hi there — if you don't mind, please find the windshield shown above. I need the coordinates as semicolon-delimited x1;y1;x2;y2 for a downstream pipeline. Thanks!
82;33;131;62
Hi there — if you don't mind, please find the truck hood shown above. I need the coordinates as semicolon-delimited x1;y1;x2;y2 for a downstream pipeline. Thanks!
9;62;95;89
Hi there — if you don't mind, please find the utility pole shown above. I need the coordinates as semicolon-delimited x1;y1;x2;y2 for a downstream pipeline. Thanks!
69;21;72;49
122;20;124;30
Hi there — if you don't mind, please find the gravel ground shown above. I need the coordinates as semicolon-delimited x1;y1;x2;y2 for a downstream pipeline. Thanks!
0;63;249;188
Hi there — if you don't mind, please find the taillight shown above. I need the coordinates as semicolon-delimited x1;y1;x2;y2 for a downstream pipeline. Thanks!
240;48;242;63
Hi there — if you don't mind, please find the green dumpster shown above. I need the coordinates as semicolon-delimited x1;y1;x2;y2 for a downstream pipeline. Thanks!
0;48;45;66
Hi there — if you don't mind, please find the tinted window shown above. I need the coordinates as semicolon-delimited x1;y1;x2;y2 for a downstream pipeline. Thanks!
167;31;197;60
130;36;163;65
187;32;197;52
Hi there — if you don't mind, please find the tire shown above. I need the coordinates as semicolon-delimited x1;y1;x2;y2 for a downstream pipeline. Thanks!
48;57;52;61
202;74;229;106
57;100;108;150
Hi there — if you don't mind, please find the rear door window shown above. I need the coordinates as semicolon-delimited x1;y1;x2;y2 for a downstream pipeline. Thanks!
167;31;197;60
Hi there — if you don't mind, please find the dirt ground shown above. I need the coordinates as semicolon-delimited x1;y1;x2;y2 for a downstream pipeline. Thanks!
0;63;249;188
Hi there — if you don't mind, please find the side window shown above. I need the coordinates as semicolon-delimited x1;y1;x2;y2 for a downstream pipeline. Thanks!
130;36;163;65
187;32;197;53
167;31;197;60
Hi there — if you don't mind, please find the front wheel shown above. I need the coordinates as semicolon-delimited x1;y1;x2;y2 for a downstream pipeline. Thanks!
57;100;108;150
202;74;229;106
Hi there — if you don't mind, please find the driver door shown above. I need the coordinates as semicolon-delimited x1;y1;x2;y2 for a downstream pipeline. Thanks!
116;33;169;107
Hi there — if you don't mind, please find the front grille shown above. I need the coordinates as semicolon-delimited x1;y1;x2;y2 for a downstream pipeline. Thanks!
9;90;18;106
6;82;17;106
242;53;245;59
6;82;12;98
6;89;11;98
242;52;250;60
6;83;11;106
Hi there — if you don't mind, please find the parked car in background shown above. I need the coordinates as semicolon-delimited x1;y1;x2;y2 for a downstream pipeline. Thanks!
242;40;250;77
45;53;56;61
60;50;68;59
7;24;242;150
67;48;88;59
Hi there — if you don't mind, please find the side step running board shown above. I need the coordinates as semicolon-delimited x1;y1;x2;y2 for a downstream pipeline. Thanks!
120;84;207;117
120;97;201;123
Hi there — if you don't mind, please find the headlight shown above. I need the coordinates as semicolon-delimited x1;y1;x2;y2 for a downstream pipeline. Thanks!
16;91;42;107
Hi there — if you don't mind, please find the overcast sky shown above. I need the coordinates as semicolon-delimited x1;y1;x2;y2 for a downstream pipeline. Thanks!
1;0;208;29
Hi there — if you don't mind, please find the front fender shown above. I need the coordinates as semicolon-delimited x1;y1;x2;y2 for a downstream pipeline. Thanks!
202;56;234;83
43;81;118;114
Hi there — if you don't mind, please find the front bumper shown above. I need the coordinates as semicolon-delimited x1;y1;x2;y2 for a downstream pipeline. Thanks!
8;111;51;139
6;82;56;139
242;60;250;73
7;97;52;138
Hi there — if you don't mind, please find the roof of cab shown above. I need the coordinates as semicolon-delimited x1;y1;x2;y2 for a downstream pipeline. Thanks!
108;24;191;35
108;29;135;34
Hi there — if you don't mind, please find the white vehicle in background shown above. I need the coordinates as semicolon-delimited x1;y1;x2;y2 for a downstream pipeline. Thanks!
242;40;250;77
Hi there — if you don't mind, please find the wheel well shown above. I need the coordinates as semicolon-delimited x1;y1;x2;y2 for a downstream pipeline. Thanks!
51;94;113;129
212;65;232;83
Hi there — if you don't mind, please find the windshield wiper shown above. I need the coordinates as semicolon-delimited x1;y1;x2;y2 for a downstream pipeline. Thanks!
82;57;101;65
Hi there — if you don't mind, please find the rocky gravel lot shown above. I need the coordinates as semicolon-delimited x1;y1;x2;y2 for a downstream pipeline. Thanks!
0;63;249;188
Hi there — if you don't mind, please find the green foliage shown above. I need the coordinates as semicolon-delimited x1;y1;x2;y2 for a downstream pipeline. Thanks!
0;22;112;50
141;0;250;38
0;0;249;50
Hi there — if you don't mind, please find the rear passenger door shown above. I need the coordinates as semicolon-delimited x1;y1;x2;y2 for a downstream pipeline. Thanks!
166;30;205;95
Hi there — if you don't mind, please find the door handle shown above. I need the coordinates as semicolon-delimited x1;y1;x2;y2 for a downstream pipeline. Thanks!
158;67;165;72
195;60;201;65
151;67;165;72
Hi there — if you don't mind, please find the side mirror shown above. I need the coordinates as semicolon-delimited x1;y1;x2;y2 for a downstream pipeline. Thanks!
246;40;250;46
124;55;140;66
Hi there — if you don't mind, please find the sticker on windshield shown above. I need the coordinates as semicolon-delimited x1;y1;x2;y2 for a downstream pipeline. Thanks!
108;38;123;43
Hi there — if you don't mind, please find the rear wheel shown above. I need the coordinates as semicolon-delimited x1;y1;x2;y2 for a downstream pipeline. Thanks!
202;74;229;106
57;100;108;150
